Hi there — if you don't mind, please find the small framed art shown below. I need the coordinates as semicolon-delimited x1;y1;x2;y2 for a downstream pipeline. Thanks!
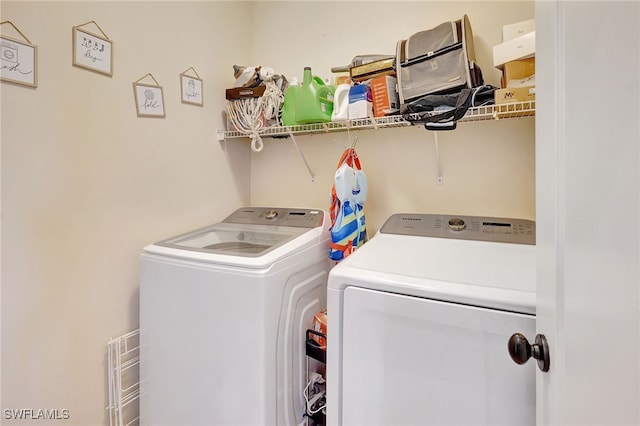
72;22;113;76
133;81;166;118
180;71;203;106
1;26;37;87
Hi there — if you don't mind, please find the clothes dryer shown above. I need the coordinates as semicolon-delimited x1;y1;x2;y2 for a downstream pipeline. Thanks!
139;207;331;426
327;213;536;425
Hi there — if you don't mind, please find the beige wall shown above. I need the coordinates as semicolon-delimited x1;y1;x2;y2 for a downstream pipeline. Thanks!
1;1;535;425
1;1;251;424
248;1;535;234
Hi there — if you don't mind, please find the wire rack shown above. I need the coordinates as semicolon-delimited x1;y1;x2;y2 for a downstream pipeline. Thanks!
107;329;140;426
220;100;535;139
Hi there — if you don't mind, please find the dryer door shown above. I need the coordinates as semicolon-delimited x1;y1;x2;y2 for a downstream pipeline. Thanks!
340;286;535;426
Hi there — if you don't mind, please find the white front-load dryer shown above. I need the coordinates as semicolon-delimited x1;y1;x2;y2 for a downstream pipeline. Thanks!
327;213;537;426
139;207;331;426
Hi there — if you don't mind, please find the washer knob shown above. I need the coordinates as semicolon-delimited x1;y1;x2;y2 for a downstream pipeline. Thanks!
264;209;278;220
448;218;466;231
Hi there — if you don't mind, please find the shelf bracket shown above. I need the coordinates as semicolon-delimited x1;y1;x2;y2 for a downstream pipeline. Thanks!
434;132;443;185
289;133;315;182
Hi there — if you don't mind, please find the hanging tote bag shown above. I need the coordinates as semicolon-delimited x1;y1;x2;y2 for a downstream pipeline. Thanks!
329;148;368;261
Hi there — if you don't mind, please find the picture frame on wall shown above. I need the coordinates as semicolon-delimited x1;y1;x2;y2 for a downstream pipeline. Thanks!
180;74;203;106
180;67;203;106
0;21;38;87
72;21;113;76
133;76;166;118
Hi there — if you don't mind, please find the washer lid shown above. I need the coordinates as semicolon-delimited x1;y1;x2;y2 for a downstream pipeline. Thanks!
155;222;307;257
143;208;329;268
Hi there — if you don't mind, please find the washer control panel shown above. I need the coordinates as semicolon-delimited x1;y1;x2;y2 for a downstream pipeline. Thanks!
380;213;535;245
222;207;324;228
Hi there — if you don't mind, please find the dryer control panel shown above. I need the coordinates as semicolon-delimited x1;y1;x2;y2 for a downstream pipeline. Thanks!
380;213;535;245
223;207;325;228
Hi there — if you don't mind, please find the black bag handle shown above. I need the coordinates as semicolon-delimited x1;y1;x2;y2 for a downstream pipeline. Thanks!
402;85;497;131
401;42;463;67
404;89;472;130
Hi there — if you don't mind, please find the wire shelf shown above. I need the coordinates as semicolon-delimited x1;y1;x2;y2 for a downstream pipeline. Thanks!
221;101;535;139
107;329;140;426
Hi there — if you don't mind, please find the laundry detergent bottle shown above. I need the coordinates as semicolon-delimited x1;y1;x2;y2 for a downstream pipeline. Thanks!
295;67;335;124
281;78;301;127
331;83;351;121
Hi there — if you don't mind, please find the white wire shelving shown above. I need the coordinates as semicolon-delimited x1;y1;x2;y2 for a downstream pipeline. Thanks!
218;100;535;140
107;329;140;426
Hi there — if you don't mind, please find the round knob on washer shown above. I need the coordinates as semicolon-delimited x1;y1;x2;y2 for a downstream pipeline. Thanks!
448;218;466;231
264;209;278;220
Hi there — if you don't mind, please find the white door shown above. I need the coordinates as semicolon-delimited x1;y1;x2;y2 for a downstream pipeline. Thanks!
536;2;640;425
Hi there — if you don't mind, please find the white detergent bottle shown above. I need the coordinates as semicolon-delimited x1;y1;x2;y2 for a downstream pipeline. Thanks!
332;83;351;122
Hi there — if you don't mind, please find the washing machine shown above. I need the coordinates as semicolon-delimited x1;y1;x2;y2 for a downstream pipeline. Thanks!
139;207;332;426
327;213;536;425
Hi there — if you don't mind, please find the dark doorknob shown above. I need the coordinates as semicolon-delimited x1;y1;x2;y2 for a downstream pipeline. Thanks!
508;333;550;372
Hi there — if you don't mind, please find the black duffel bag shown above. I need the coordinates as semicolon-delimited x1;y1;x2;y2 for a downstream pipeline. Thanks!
401;85;497;131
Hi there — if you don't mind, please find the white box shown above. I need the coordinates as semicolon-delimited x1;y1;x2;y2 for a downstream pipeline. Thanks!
493;31;536;69
348;85;372;120
502;18;535;42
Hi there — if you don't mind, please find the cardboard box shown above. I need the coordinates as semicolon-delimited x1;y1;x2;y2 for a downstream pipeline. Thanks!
493;31;536;68
370;75;399;117
502;18;535;42
348;84;372;119
501;57;535;88
310;309;327;349
495;86;536;105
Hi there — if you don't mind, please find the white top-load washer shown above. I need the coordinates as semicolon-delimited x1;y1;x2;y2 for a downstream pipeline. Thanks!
139;207;332;426
327;213;536;426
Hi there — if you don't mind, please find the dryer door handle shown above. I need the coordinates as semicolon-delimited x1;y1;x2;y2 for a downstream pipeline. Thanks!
508;333;550;372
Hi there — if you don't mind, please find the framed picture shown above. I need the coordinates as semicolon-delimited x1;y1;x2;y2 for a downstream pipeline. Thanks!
1;35;37;87
72;25;113;76
180;72;203;106
133;82;166;118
